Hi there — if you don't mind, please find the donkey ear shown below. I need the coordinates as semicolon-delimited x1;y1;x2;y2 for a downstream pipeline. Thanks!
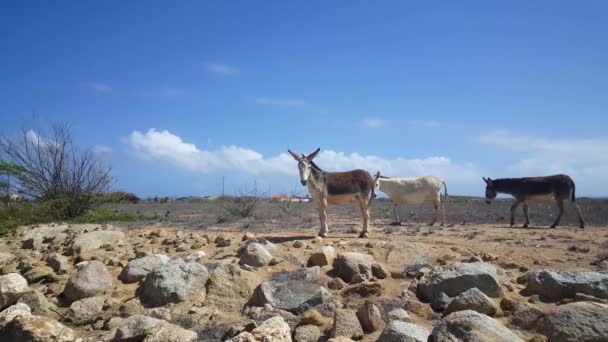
288;149;301;161
375;171;381;179
306;148;321;161
483;177;488;184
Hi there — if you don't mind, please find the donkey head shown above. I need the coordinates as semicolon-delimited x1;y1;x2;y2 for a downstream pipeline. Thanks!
483;177;496;204
288;148;320;186
372;171;382;194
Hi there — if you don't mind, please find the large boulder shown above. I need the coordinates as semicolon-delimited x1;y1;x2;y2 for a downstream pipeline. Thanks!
0;303;32;328
417;262;503;302
113;314;197;342
431;310;524;342
378;321;430;342
205;263;261;313
46;253;69;275
330;309;363;339
17;290;51;316
333;252;374;283
250;281;329;314
1;315;75;342
444;288;498;316
239;243;273;267
21;224;71;251
510;303;545;330
70;230;124;255
119;255;170;283
140;261;209;307
542;302;608;341
67;296;106;325
0;273;29;310
522;270;608;301
62;261;113;304
356;302;384;333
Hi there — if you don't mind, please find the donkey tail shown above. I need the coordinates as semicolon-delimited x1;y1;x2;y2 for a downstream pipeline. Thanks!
442;181;448;205
571;178;576;202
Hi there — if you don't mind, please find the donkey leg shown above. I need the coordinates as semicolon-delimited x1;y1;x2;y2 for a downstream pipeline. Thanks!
573;203;585;228
550;199;564;228
317;199;329;237
522;202;530;228
429;203;439;226
357;196;370;238
510;200;522;226
441;199;447;227
391;202;401;225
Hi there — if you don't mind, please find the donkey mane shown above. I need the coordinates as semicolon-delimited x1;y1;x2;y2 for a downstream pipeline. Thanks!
310;160;324;172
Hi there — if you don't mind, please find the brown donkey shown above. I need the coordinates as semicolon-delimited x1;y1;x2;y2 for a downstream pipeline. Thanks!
288;148;375;238
483;174;585;228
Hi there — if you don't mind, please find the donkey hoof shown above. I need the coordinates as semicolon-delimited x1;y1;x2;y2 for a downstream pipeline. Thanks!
580;224;585;229
523;224;529;228
358;232;369;238
390;222;400;226
318;233;328;238
549;224;557;229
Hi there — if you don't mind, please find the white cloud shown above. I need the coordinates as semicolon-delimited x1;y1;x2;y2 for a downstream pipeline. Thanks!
252;97;306;106
85;82;112;94
92;145;112;155
205;63;240;76
477;129;608;184
363;118;385;128
127;128;480;183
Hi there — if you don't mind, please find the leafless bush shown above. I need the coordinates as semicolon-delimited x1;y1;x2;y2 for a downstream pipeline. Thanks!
223;187;266;218
0;124;112;218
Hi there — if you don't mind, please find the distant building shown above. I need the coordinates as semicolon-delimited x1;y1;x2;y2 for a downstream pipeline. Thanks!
271;194;310;202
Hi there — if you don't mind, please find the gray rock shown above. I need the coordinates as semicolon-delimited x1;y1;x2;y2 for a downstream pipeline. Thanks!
239;316;291;341
140;261;209;307
431;310;524;342
294;324;322;342
119;254;170;283
511;303;544;330
333;252;374;283
62;260;112;304
378;321;430;342
239;243;273;267
372;262;390;279
356;302;384;333
68;296;105;324
523;270;608;301
242;238;279;253
330;309;363;339
270;267;321;284
0;303;32;328
0;273;29;310
542;302;608;341
70;230;124;255
17;290;50;315
250;279;329;314
308;246;336;267
0;252;15;265
113;314;197;342
205;263;260;313
431;292;452;311
1;315;75;342
417;262;504;303
445;288;498;316
119;298;144;317
46;253;69;275
387;308;412;322
143;307;171;321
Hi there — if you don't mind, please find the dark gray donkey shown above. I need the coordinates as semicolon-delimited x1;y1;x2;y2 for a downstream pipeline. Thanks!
483;174;585;228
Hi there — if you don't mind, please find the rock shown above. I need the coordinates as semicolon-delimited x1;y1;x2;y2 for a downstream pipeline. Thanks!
242;232;256;241
542;302;608;341
140;260;209;307
0;252;15;265
113;314;197;342
119;254;170;283
431;310;524;342
68;296;105;324
246;316;291;341
294;324;322;342
511;303;544;330
308;246;336;267
330;309;363;339
293;240;304;248
270;267;321;283
328;278;346;290
222;319;257;340
522;270;608;301
387;308;412;322
372;262;390;279
301;309;330;326
143;307;171;321
0;273;29;310
71;230;124;255
243;238;279;253
378;321;430;342
1;315;75;342
417;262;504;303
17;290;50;315
239;243;273;267
500;297;516;311
62;260;112;304
333;252;374;283
269;257;284;266
444;288;498;316
231;332;256;341
0;303;32;328
179;251;206;263
119;298;144;317
431;292;452;311
46;253;69;275
356;302;383;333
250;280;329;314
205;263;260;313
23;265;55;283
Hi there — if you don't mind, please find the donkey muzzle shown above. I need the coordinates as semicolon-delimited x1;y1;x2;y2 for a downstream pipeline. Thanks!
301;180;307;186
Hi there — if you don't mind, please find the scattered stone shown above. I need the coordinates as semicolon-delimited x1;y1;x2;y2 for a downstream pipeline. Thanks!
0;273;29;310
522;270;608;301
511;303;544;330
417;262;504;303
143;307;171;321
240;316;291;342
239;243;273;267
17;289;50;315
444;288;498;316
242;232;256;241
542;302;608;341
119;254;170;283
175;243;189;252
71;230;124;255
500;297;516;312
140;261;209;307
293;240;304;248
431;292;452;311
269;257;284;266
46;253;69;275
301;309;330;326
0;303;32;328
308;246;336;267
342;282;383;298
0;252;16;266
356;302;384;333
250;279;329;314
205;263;260;313
1;315;75;342
387;308;412;322
119;298;144;317
372;262;389;279
294;324;322;342
62;260;112;304
378;321;430;342
327;277;346;290
330;309;363;339
431;310;524;342
333;252;374;283
68;296;105;324
113;314;197;342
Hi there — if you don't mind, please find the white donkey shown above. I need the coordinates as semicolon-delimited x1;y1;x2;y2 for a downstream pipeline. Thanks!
373;172;448;226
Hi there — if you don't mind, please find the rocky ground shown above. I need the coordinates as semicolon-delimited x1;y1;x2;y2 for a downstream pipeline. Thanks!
0;217;607;341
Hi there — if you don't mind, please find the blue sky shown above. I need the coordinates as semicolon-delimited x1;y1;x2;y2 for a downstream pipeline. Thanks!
1;1;607;197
